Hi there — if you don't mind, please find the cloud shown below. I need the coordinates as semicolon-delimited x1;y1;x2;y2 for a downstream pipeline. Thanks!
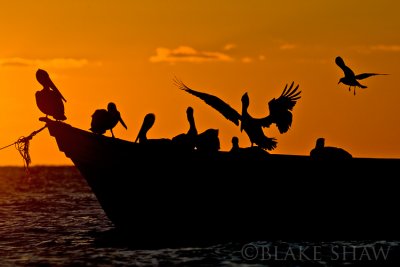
241;57;253;63
370;45;400;52
0;57;97;68
279;43;296;50
351;44;400;54
149;46;234;63
223;43;236;51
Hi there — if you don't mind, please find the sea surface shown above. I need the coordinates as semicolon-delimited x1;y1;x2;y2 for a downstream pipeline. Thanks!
0;166;399;267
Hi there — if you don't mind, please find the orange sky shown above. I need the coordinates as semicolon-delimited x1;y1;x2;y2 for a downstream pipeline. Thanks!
1;0;400;165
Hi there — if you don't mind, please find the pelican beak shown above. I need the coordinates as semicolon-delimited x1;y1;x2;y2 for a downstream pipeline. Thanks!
119;117;127;129
338;80;341;84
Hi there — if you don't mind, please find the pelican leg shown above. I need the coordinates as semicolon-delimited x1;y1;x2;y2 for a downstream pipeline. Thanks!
354;88;356;96
111;129;115;138
348;87;351;92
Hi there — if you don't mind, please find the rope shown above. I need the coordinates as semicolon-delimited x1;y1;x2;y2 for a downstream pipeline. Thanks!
0;126;47;178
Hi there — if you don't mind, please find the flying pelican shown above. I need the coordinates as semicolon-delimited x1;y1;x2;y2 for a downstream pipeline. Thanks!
174;79;301;151
90;102;127;138
35;69;67;121
335;56;388;95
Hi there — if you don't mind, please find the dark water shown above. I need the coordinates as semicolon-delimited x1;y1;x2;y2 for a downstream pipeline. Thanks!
0;166;399;267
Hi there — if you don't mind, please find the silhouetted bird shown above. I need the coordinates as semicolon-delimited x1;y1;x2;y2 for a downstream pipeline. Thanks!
230;136;240;153
196;128;220;153
335;56;388;95
90;102;127;138
172;107;198;150
35;69;67;121
229;136;269;159
175;79;301;151
310;138;352;160
135;113;156;143
134;113;172;146
172;106;220;152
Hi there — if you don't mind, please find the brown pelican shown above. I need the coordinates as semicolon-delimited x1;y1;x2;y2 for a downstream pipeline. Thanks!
230;136;240;153
172;106;220;152
196;128;220;153
310;138;352;160
35;69;67;121
229;136;270;159
135;113;156;143
134;113;173;146
335;56;388;95
172;107;199;150
90;102;127;138
174;79;301;151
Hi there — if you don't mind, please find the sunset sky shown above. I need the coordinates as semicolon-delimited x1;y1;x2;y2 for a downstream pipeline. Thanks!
1;0;400;165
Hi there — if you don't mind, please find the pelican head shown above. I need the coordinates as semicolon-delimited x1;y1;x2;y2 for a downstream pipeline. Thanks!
241;92;250;109
36;69;50;87
232;136;239;149
186;106;194;116
316;137;325;149
107;102;117;112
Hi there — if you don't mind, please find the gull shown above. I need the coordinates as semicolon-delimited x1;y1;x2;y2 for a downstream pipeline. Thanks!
335;56;388;95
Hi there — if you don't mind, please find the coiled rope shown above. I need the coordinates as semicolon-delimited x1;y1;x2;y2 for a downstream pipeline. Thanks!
0;126;48;178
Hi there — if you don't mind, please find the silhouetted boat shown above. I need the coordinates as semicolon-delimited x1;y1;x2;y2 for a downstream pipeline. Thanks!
43;119;400;247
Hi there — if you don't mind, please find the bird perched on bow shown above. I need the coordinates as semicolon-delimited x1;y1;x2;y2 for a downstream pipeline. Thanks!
90;102;127;138
35;69;67;121
335;56;388;95
174;79;301;151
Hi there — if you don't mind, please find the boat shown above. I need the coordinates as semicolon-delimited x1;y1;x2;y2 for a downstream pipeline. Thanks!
43;119;400;246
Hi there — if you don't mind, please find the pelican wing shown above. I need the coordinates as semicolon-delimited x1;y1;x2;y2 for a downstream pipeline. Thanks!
355;73;388;80
50;82;67;103
335;56;355;77
174;78;241;126
260;82;301;134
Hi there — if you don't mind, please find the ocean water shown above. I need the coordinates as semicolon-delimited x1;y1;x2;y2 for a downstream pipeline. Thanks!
0;166;399;267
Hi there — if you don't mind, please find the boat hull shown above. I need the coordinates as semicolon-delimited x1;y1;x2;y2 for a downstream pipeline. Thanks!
46;121;400;245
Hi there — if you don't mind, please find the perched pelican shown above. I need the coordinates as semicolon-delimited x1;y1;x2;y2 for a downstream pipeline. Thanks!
230;136;240;153
310;138;352;160
196;128;220;153
35;69;67;121
134;113;172;146
335;56;388;95
172;107;198;150
135;113;156;143
229;136;269;158
174;79;301;151
90;102;127;138
172;106;220;152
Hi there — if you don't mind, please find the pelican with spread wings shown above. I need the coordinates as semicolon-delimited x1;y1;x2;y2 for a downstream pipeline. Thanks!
174;79;301;151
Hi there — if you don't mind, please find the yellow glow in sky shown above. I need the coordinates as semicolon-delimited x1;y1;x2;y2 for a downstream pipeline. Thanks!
1;0;400;165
